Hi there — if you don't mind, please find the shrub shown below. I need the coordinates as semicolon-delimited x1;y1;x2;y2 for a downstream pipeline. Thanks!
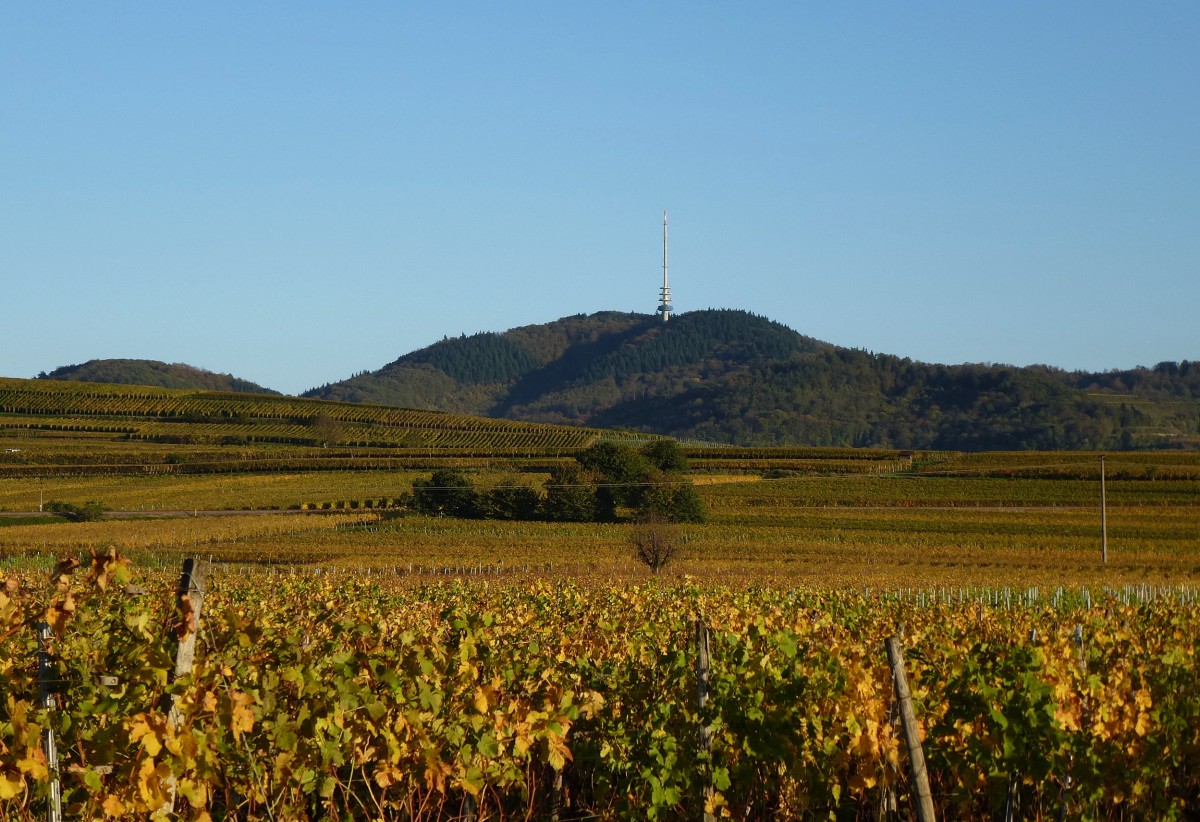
43;500;109;522
411;469;479;518
477;485;541;520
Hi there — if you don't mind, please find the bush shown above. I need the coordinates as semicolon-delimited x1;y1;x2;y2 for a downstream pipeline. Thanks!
43;500;109;522
411;469;479;518
477;486;541;520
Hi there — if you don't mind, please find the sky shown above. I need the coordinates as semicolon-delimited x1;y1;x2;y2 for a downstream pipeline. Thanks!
2;3;1197;395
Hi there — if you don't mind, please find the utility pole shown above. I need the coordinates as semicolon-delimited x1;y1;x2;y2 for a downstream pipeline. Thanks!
1100;455;1108;564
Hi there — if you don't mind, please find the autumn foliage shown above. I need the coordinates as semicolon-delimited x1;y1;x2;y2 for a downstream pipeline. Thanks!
0;557;1198;819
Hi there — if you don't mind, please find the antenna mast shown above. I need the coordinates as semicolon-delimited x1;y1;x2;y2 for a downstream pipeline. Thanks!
656;209;672;322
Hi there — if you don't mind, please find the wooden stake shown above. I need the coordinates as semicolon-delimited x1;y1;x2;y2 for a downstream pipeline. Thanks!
161;558;208;814
696;619;715;822
549;769;564;821
1100;455;1108;564
885;636;936;822
167;558;208;713
37;622;62;822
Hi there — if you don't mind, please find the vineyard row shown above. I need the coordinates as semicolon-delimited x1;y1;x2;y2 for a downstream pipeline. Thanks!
1;556;1197;819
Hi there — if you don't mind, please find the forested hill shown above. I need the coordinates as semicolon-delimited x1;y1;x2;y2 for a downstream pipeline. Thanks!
303;309;1200;450
38;360;279;395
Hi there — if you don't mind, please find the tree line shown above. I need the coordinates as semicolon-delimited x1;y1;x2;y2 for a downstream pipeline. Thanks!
407;440;705;523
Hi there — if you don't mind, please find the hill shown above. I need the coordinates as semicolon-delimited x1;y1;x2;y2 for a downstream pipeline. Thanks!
0;374;619;477
39;360;280;395
305;310;1200;450
0;376;618;459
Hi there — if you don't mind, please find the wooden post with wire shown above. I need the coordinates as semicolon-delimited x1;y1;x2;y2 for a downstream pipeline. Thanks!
885;636;936;822
1100;455;1108;564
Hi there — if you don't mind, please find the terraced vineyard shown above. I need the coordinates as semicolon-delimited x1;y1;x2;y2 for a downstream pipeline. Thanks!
0;378;612;454
1;376;1198;818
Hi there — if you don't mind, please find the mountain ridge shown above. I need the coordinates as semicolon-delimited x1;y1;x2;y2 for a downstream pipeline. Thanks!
304;310;1200;450
26;311;1199;450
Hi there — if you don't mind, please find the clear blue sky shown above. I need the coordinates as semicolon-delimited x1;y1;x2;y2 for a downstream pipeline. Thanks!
3;3;1197;395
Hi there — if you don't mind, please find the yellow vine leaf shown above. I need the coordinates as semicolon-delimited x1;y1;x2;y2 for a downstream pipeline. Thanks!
15;747;48;780
229;690;255;740
0;769;24;801
128;712;169;758
135;757;173;812
175;594;198;641
43;590;76;636
100;793;126;817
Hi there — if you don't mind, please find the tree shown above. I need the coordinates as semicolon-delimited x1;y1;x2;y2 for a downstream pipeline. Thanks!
477;485;541;520
577;441;654;511
630;519;679;574
574;441;705;522
542;465;602;522
310;413;342;448
636;478;706;524
411;469;478;517
641;439;689;473
579;442;652;486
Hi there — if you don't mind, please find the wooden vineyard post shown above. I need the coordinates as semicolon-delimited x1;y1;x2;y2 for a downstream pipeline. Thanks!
37;622;62;822
549;769;564;821
160;558;208;813
1073;624;1087;676
1100;455;1108;564
885;636;936;822
695;619;715;822
164;557;208;725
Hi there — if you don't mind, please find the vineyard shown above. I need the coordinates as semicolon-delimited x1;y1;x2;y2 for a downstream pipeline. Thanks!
1;377;1199;817
1;448;1197;591
0;378;612;457
1;554;1197;820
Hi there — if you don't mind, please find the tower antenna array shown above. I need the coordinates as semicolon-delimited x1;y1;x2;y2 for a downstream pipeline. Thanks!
656;210;672;322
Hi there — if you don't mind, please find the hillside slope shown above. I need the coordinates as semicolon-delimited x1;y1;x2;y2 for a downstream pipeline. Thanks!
39;360;279;395
0;376;613;453
305;310;1200;450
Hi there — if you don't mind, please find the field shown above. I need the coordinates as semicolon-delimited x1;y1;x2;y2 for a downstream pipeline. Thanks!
1;380;1199;818
1;466;1196;590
